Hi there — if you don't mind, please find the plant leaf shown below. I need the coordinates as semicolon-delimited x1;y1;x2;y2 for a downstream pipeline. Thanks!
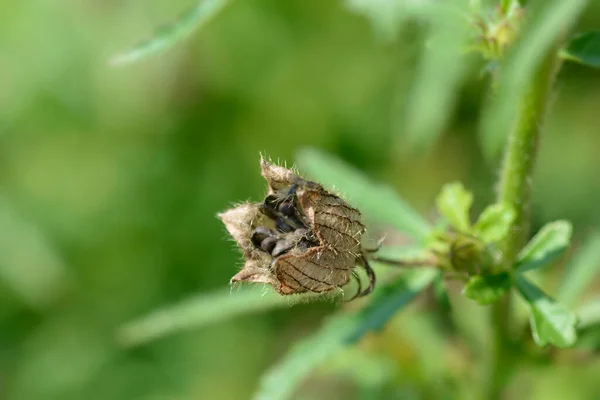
433;273;451;311
117;286;290;347
514;220;572;272
557;232;600;306
404;9;470;153
560;31;600;68
480;0;589;158
296;148;432;241
576;297;600;330
435;182;473;232
253;269;437;400
500;0;521;14
111;0;230;66
515;275;577;348
473;203;516;244
344;0;407;42
463;273;511;305
0;198;67;309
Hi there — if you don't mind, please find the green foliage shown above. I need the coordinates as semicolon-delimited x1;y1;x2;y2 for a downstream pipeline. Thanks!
435;182;473;232
0;198;66;309
575;296;600;350
561;31;600;68
515;276;577;347
254;269;437;400
501;0;521;13
343;0;407;41
480;0;589;158
117;287;290;347
5;0;600;399
433;273;451;311
576;297;600;330
558;232;600;305
405;10;470;153
296;148;432;241
473;204;516;244
463;273;511;305
432;185;514;277
514;220;572;272
111;0;230;65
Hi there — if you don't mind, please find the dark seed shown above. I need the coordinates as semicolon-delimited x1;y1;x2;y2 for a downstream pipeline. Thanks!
297;239;310;252
259;195;279;219
279;201;295;217
260;236;277;253
276;218;295;233
296;230;318;251
287;184;297;196
251;226;275;247
272;239;295;257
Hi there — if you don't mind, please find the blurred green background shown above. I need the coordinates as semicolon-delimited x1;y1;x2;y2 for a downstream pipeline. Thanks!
1;1;600;399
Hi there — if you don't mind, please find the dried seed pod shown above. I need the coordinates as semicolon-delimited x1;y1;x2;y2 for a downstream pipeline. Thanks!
218;157;374;299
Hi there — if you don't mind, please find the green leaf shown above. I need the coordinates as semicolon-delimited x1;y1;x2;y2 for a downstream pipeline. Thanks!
433;273;451;311
253;269;437;400
574;326;600;350
515;276;577;348
514;220;572;272
435;182;473;232
560;31;600;68
473;203;516;244
480;0;589;158
576;297;600;330
111;0;230;66
390;309;448;393
558;232;600;306
403;6;470;153
0;198;67;309
344;0;407;42
320;348;396;387
463;273;511;305
296;148;432;241
117;286;290;347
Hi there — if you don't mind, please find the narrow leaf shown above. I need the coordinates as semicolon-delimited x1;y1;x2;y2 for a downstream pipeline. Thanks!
0;198;67;309
560;31;600;68
515;276;577;348
111;0;230;66
404;8;470;153
253;269;437;400
435;182;473;232
463;273;511;305
320;348;396;387
117;286;290;347
296;148;432;241
558;232;600;306
344;0;408;42
515;220;572;272
473;203;516;244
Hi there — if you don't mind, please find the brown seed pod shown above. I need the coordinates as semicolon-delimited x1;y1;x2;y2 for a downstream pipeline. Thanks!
218;157;374;299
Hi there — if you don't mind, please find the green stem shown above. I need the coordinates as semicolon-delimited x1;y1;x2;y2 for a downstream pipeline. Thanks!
497;52;561;262
488;41;563;400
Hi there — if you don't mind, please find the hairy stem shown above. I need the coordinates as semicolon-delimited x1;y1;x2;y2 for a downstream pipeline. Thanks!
497;53;561;262
488;41;562;400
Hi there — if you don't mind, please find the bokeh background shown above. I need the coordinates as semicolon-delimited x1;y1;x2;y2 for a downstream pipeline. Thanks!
2;1;600;399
